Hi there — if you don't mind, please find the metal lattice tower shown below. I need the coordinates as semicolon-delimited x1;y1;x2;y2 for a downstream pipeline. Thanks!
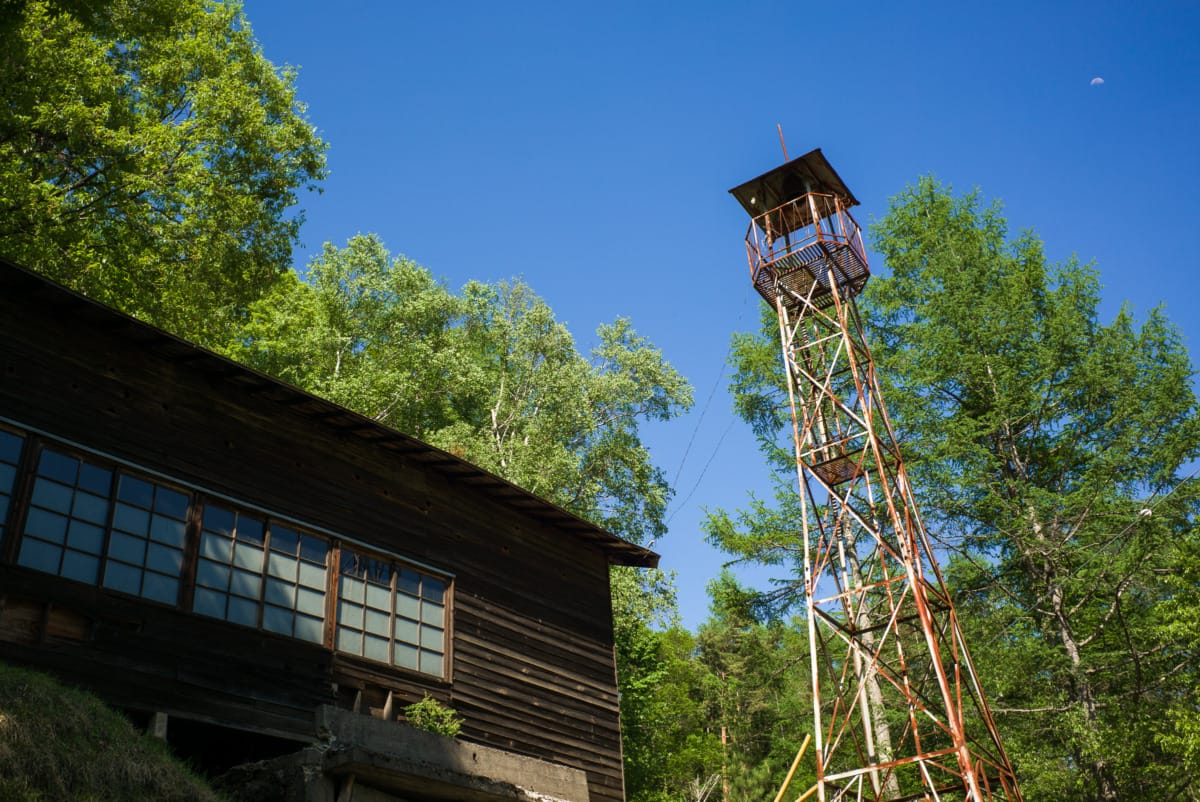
729;150;1024;802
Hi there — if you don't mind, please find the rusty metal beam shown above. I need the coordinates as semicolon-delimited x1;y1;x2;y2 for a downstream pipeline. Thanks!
731;162;1024;802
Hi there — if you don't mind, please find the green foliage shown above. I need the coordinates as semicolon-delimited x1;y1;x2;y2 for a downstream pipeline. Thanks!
0;0;326;346
227;234;692;545
710;176;1200;802
0;661;223;801
613;567;724;802
866;178;1200;800
695;573;814;802
402;694;463;738
614;570;816;802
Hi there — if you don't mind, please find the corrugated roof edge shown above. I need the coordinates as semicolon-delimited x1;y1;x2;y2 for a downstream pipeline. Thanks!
0;258;659;569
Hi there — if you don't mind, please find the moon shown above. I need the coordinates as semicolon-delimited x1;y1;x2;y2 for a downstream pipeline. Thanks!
1090;77;1105;86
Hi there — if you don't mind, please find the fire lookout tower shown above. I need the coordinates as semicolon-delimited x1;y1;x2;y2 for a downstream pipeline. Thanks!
729;150;1024;802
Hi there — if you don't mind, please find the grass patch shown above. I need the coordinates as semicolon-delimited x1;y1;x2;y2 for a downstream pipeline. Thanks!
0;661;224;801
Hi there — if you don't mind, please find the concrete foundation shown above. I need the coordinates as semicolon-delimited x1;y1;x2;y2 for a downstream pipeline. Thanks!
220;706;591;802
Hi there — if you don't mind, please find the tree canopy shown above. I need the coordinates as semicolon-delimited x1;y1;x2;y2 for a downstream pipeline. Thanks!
226;234;693;546
709;177;1200;802
0;0;326;346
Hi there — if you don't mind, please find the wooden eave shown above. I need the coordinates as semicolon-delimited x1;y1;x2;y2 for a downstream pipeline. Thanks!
0;259;658;569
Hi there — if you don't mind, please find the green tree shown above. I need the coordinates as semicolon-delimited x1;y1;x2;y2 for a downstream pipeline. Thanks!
615;571;815;802
613;569;722;802
0;0;326;346
228;234;693;545
709;178;1200;801
695;573;813;802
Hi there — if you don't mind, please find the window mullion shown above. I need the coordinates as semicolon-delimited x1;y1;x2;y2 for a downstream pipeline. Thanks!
179;495;205;611
0;427;32;564
259;520;272;630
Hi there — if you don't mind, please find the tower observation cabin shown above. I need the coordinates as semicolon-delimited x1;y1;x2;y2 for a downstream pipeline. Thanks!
729;148;869;309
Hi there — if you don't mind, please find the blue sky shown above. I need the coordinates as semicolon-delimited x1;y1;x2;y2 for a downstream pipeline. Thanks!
242;1;1200;630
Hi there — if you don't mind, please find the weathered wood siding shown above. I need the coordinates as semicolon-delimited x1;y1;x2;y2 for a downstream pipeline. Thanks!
0;272;626;802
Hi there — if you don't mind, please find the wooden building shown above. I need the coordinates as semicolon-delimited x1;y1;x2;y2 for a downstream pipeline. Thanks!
0;258;656;802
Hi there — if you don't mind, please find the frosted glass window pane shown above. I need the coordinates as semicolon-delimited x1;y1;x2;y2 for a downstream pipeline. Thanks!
233;543;264;572
394;642;418;670
227;596;258;627
419;650;444;677
112;504;149;535
393;617;418;645
60;550;99;584
365;609;389;637
264;578;296;607
193;587;226;619
150;515;186;547
154;487;188;519
25;506;68;545
0;431;23;463
77;463;111;495
364;635;389;663
18;538;61;573
300;536;326;564
267;552;296;580
340;576;364;604
38;450;78;484
71;491;109;525
200;531;232;562
236;515;264;545
103;561;141;595
365;583;391;612
421;602;444;628
142;573;178;605
230;569;261;599
196;558;230;590
25;508;68;544
204;506;235;536
146;543;183;575
295;614;323;644
270;525;298;555
31;479;73;513
397;569;419;596
337;600;363;628
0;463;15;489
420;626;444;650
337;628;362;655
298;562;325;590
263;605;293;636
66;520;104;554
424;578;446;604
395;592;419;619
296;587;324;617
108;532;146;565
116;475;153;508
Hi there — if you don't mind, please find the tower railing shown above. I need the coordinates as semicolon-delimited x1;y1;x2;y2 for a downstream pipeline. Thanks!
744;192;870;308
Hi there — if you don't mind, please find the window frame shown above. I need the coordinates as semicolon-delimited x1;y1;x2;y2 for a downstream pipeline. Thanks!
0;423;454;683
13;439;196;608
333;542;453;681
190;498;331;646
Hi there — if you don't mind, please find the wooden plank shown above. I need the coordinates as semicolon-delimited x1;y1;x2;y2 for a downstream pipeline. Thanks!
0;285;628;799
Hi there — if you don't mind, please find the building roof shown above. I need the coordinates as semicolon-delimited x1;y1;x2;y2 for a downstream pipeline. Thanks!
728;147;860;219
0;259;659;568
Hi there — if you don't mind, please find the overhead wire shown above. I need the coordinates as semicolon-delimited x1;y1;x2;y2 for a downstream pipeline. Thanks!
666;281;751;525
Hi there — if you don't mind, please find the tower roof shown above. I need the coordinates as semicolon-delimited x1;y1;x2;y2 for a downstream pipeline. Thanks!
728;148;860;218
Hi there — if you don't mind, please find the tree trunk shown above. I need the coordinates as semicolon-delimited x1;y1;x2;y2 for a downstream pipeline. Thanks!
1026;507;1117;802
